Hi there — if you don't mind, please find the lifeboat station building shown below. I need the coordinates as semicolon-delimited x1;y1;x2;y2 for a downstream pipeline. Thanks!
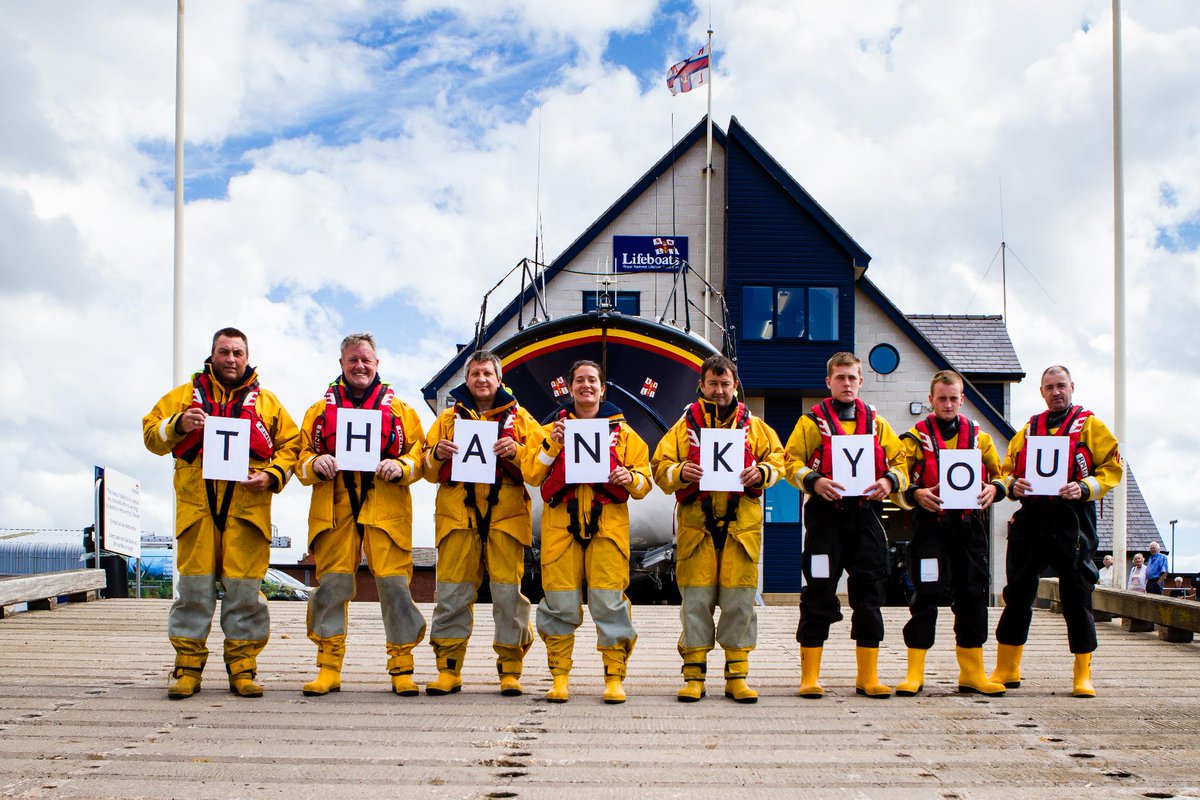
423;116;1161;602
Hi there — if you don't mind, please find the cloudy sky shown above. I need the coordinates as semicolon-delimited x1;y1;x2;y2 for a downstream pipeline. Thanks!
2;1;1197;569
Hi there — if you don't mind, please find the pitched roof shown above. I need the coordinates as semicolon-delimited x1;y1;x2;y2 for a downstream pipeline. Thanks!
858;278;1016;439
421;116;728;404
906;315;1025;378
1097;466;1165;553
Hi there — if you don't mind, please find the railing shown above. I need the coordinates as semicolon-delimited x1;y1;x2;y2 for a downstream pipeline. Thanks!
1038;577;1200;643
0;568;107;619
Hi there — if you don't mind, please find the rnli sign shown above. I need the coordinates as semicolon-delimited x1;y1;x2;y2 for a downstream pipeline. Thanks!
613;235;688;273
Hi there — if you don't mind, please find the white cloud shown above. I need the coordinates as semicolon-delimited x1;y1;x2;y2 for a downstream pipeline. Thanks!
1;0;1198;565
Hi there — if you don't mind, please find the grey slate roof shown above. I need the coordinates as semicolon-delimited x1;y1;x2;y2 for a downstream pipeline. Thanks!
1097;465;1164;553
906;315;1024;377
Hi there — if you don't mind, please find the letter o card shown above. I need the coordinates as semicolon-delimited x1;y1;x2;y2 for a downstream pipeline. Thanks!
1027;436;1070;495
452;419;498;484
939;450;982;509
831;434;875;497
336;408;383;472
564;419;611;484
699;428;746;493
202;417;251;480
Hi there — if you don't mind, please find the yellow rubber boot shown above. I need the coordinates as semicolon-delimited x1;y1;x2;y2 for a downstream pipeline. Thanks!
723;648;758;704
303;636;345;696
544;635;574;703
677;648;707;703
226;656;263;698
167;652;206;700
386;647;420;696
603;676;627;704
798;646;824;699
989;643;1024;689
1072;653;1095;698
895;648;927;697
496;646;529;697
427;638;466;696
498;674;524;696
956;646;1006;696
854;646;891;698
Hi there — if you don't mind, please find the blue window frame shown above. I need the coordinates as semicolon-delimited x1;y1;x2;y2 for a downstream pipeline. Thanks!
583;291;640;316
741;285;839;341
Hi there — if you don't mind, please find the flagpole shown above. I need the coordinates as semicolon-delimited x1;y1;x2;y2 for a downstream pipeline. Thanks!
703;28;713;344
174;0;185;387
1111;0;1127;586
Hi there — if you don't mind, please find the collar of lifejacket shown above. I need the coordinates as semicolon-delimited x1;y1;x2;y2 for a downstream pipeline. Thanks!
333;373;383;405
831;398;858;421
201;358;259;398
558;399;624;422
449;382;517;420
697;398;740;426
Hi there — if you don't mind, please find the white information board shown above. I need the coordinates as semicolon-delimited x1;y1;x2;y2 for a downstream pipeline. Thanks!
831;434;876;497
335;408;384;472
698;428;746;493
100;466;141;559
452;419;498;484
1026;436;1070;496
564;419;611;484
202;417;251;480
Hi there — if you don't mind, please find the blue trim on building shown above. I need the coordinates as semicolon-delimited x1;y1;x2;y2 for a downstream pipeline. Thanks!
422;117;729;404
858;277;1016;439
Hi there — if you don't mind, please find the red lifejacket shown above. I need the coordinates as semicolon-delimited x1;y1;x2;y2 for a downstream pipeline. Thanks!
436;403;524;485
1013;405;1094;482
313;378;402;460
675;400;763;503
912;414;977;489
172;370;275;464
540;407;630;507
806;398;888;480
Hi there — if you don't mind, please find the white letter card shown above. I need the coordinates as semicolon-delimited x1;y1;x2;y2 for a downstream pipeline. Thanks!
202;417;251;481
699;428;746;493
564;419;611;484
336;408;383;472
939;450;982;510
831;434;875;497
452;419;498;484
1026;436;1070;496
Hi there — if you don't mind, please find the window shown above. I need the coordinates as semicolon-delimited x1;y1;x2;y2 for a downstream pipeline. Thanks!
868;343;900;375
741;285;839;341
583;291;640;316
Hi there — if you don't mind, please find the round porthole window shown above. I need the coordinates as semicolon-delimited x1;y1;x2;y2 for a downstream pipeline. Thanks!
869;343;900;375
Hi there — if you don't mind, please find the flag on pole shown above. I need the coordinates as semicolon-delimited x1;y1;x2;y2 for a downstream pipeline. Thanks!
666;44;710;95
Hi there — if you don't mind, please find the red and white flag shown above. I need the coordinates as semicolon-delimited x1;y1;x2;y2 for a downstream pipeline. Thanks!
666;44;710;95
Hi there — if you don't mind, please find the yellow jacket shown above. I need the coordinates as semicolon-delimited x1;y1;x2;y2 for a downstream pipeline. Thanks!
1001;409;1123;501
523;402;652;564
783;404;909;497
894;417;1005;512
142;364;300;538
652;400;784;561
422;385;540;547
294;377;426;548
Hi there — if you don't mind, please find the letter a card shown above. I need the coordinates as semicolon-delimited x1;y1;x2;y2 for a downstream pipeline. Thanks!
564;419;611;484
336;408;383;472
202;417;251;480
831;434;875;497
699;428;746;493
1026;436;1070;495
938;450;982;509
452;418;497;484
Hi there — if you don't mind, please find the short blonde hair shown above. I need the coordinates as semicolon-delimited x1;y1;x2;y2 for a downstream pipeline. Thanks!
826;352;861;377
929;369;964;396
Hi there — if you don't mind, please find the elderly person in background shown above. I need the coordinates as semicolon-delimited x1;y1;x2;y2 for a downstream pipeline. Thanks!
1144;542;1169;595
1096;555;1115;589
1127;553;1147;593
